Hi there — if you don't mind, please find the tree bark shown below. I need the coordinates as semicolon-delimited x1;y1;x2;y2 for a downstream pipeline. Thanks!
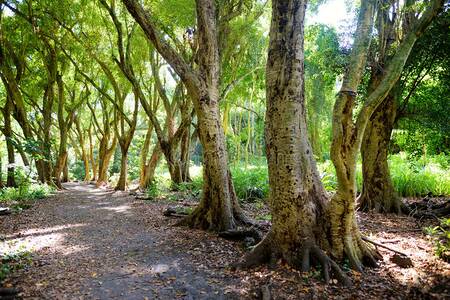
123;0;249;231
329;0;443;270
115;150;128;190
358;92;404;213
141;144;161;189
62;158;69;183
88;125;97;181
97;136;117;187
2;97;16;187
242;1;352;285
53;73;69;189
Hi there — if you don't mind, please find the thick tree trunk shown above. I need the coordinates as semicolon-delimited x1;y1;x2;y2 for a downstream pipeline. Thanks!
53;152;67;188
62;159;69;183
358;94;404;213
242;1;352;284
328;0;380;271
179;94;248;231
123;0;248;232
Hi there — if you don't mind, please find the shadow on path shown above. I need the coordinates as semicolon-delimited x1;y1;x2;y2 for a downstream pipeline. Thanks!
1;182;243;299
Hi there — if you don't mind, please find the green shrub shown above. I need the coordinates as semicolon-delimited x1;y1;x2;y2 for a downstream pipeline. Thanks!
231;164;269;201
146;178;163;199
425;218;450;262
0;183;55;203
183;153;449;202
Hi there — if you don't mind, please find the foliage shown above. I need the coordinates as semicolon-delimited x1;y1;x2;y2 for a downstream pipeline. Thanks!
389;153;450;197
146;178;163;200
425;218;450;262
0;183;55;207
0;248;33;282
188;154;449;199
69;160;86;181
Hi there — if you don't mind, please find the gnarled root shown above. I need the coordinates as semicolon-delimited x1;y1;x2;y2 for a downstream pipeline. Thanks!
339;232;381;273
238;235;353;286
175;205;213;230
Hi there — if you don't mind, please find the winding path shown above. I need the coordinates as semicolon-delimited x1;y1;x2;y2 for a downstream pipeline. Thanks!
1;183;243;299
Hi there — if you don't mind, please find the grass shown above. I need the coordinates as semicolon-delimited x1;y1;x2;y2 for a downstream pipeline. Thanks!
147;153;450;201
389;153;450;197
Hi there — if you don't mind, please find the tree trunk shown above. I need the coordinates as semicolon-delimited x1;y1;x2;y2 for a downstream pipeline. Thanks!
62;159;69;183
75;117;90;181
141;144;161;189
115;150;128;191
358;93;404;213
2;97;16;187
139;124;153;187
179;124;191;182
88;126;97;181
179;102;246;230
123;0;248;232
328;0;380;271
97;136;117;186
242;2;355;285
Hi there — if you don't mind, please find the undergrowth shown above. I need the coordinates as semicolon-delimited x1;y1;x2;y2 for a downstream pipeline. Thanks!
147;153;449;201
425;218;450;262
0;248;33;282
0;183;55;212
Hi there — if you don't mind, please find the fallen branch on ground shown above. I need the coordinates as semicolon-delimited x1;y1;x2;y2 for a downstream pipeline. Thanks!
362;236;409;257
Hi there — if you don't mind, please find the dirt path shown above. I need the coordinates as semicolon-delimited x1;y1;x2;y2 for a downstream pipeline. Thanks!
2;183;449;299
1;183;243;299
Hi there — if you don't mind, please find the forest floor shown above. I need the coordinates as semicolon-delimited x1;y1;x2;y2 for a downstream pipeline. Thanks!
1;182;449;299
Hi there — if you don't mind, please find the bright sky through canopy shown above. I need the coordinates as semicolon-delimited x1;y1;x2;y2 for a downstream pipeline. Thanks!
306;0;349;28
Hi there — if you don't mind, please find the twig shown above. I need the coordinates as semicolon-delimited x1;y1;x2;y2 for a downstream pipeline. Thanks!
380;239;401;244
362;236;409;257
384;228;423;233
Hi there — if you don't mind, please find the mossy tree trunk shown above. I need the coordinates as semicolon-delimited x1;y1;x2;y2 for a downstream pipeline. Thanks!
1;96;17;187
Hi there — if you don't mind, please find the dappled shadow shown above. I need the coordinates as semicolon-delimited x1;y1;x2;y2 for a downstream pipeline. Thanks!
0;182;246;299
2;183;448;299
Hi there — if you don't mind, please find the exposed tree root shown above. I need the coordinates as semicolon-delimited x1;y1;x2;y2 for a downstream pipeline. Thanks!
218;227;263;243
238;235;353;286
341;234;381;272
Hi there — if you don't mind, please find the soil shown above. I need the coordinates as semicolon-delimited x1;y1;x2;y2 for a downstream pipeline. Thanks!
1;182;449;299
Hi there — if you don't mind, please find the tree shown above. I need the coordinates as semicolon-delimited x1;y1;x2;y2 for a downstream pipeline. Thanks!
122;0;251;231
241;0;353;284
329;0;443;268
359;8;450;213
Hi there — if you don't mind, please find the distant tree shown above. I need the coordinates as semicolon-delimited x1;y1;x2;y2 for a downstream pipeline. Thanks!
358;3;449;213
